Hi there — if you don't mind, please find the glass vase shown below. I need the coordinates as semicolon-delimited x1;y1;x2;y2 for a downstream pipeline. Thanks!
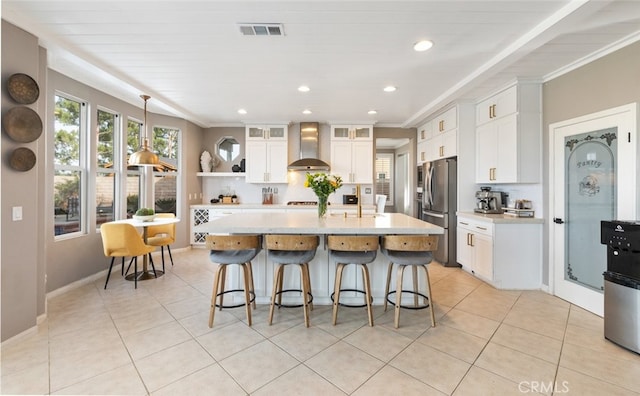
317;195;328;218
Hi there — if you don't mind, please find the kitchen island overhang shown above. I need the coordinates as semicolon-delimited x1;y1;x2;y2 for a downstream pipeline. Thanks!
194;212;444;307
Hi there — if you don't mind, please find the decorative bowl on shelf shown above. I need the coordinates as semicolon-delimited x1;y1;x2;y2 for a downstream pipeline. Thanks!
133;214;156;222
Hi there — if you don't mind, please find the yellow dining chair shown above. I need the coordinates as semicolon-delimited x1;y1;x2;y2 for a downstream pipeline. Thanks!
100;222;155;289
146;213;176;272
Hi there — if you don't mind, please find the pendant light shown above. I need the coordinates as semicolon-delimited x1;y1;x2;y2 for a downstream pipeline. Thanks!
128;94;159;166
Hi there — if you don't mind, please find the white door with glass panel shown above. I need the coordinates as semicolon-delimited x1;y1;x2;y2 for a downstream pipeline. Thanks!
551;103;636;316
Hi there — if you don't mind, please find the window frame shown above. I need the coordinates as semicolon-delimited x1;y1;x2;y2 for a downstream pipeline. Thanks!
151;125;180;216
125;117;143;218
375;152;394;206
95;106;121;229
53;92;89;239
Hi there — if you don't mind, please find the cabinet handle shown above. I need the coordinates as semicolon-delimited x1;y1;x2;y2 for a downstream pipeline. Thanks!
421;130;425;139
476;226;487;231
460;221;469;225
439;146;444;157
466;233;471;246
488;105;492;119
489;104;496;119
469;233;474;247
421;152;425;161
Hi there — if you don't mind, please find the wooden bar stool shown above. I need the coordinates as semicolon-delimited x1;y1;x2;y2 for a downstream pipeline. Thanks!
328;235;379;327
381;235;438;328
206;235;261;327
266;234;319;327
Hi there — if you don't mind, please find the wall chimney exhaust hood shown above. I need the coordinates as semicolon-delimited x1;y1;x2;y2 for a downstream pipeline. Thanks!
287;122;330;171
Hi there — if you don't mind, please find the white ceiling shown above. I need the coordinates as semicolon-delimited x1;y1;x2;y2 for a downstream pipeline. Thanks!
3;1;640;128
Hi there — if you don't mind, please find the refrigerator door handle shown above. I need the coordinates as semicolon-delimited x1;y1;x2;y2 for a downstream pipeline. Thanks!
422;211;444;219
427;165;434;207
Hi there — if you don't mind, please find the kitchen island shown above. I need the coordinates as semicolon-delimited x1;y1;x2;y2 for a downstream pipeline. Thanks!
194;212;443;305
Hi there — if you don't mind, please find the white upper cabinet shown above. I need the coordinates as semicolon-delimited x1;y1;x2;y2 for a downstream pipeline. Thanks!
330;124;373;183
476;85;518;126
246;125;287;140
474;81;541;184
417;105;468;163
416;120;432;165
330;125;373;141
417;120;433;143
245;125;288;183
433;106;457;133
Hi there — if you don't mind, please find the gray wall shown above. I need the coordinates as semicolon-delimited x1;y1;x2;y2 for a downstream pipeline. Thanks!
1;21;42;341
541;40;640;286
1;20;204;341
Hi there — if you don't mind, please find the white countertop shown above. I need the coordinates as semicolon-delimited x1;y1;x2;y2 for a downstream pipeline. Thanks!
193;212;444;235
457;211;545;224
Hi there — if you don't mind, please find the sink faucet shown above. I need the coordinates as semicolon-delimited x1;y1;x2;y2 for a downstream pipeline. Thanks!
356;184;362;218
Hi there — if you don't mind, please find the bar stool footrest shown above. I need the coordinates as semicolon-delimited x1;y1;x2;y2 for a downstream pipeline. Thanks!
215;289;256;309
331;289;373;308
386;290;430;310
273;289;313;308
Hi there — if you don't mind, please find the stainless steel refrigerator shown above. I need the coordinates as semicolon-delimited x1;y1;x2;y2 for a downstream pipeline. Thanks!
422;157;459;267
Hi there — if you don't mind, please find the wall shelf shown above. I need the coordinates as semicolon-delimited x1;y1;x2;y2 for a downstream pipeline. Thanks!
196;172;245;177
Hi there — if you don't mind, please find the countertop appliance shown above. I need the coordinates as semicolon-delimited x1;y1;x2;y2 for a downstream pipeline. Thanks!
601;220;640;354
474;187;508;214
343;194;358;204
422;157;459;267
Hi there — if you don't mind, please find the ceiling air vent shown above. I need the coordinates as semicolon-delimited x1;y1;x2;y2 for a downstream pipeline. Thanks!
238;23;284;36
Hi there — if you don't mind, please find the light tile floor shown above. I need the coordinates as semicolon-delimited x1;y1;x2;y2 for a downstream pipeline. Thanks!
2;248;640;395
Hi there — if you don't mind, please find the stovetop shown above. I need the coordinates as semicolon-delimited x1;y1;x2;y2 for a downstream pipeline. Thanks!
287;201;318;206
286;201;333;206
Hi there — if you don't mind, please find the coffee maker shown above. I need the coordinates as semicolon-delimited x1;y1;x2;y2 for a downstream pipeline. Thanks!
474;187;508;214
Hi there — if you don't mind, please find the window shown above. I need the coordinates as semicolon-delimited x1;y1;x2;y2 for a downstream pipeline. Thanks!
54;94;86;236
152;126;179;214
96;109;118;225
375;153;393;205
126;119;142;217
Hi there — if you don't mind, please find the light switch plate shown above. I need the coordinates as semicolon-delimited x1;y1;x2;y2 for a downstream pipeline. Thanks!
12;206;23;221
365;188;372;194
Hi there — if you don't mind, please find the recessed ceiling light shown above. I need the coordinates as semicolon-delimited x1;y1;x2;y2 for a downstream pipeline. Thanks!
237;109;247;114
298;85;310;92
368;110;377;115
413;40;434;52
383;86;397;92
303;109;312;114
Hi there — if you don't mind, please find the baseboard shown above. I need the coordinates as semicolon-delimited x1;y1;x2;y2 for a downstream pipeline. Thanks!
46;246;194;300
1;325;39;348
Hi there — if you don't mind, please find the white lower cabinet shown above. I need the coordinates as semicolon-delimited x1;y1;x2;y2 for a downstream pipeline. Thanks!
457;215;541;289
190;207;243;245
457;218;493;282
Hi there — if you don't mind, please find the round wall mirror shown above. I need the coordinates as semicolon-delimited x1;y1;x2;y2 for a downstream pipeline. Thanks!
216;136;240;162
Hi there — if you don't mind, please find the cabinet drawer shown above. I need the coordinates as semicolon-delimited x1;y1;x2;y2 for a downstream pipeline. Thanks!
209;208;242;218
457;218;493;237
